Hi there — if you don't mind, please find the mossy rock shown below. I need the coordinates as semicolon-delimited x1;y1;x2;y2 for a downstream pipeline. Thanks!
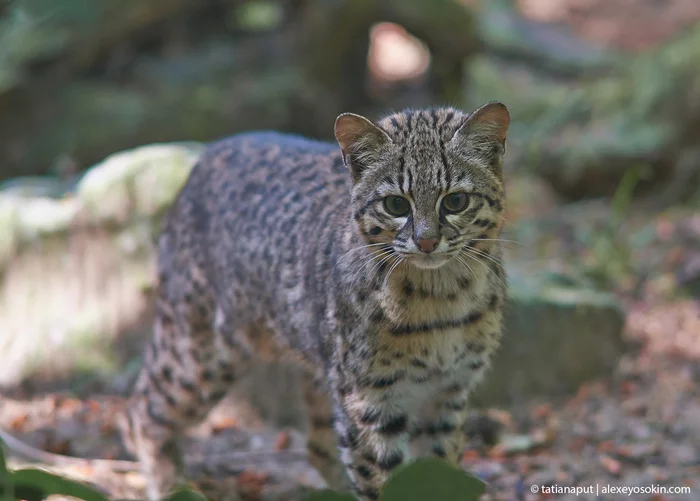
472;270;627;406
76;142;204;224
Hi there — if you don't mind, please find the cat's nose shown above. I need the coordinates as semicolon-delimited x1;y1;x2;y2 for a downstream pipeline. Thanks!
416;238;438;253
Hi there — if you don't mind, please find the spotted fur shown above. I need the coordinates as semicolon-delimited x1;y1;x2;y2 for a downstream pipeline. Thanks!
120;102;511;500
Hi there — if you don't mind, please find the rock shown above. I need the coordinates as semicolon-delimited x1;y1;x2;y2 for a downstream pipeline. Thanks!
0;143;203;272
472;269;627;407
76;142;203;224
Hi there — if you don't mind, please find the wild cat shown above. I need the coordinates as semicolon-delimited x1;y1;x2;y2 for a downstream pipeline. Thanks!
119;101;510;500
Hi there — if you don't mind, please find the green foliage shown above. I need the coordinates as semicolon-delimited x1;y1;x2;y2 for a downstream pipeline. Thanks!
304;459;486;501
0;442;108;501
1;441;483;501
0;438;214;501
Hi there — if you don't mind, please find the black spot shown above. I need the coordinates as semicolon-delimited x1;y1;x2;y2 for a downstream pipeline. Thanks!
357;291;368;303
392;351;404;359
209;389;227;402
380;358;392;367
470;360;485;371
185;407;198;419
474;219;490;228
408;426;423;439
478;233;488;240
378;415;408;435
178;379;197;393
222;371;235;383
201;370;214;382
358;487;380;500
445;399;467;411
488;293;499;310
371;372;403;388
446;293;457;301
425;419;456;436
362;451;377;463
368;226;382;236
369;308;385;323
432;444;447;458
445;383;462;393
161;365;173;382
411;358;428;369
346;426;360;448
418;288;431;298
377;450;404;470
359;408;381;425
355;464;374;480
402;279;414;297
164;393;177;407
467;341;486;354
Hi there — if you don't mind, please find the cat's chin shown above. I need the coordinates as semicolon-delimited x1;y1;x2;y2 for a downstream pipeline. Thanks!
409;254;449;270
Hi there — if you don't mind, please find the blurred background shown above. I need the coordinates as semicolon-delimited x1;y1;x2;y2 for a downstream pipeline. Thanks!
0;0;699;499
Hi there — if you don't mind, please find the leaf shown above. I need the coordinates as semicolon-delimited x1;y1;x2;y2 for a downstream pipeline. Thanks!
11;468;109;501
304;489;358;501
164;488;210;501
381;459;486;501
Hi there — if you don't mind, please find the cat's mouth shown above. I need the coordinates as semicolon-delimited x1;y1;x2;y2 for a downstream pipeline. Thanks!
407;253;450;270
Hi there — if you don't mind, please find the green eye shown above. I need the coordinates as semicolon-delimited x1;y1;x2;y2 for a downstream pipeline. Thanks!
383;196;411;217
442;192;469;213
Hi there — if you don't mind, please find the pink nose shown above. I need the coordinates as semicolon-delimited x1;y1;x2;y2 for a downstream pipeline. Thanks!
417;238;438;253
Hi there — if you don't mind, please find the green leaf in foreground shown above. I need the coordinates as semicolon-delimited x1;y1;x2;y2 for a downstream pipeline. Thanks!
164;487;211;501
11;468;109;501
305;488;358;501
381;458;486;501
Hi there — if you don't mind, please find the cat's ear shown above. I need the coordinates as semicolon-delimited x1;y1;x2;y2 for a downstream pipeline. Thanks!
334;113;392;178
450;101;510;171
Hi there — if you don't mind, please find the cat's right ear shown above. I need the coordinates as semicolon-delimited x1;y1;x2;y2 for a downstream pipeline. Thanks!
334;113;391;179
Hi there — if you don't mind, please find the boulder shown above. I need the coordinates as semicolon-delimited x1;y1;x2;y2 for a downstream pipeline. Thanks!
472;270;627;407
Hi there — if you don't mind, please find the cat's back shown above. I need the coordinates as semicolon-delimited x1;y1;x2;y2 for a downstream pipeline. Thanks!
159;130;349;291
167;130;347;229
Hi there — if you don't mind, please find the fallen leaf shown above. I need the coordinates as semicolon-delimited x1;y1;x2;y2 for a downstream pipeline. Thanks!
211;417;238;434
599;454;621;475
531;403;552;420
275;431;291;450
9;413;29;431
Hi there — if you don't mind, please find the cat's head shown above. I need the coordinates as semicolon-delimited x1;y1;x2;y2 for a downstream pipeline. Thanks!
334;102;509;270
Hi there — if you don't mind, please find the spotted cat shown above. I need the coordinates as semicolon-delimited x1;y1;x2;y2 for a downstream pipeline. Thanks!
120;101;510;500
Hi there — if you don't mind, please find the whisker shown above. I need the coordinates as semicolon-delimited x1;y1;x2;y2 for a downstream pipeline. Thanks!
335;242;391;266
366;251;397;279
461;246;505;270
455;254;477;279
460;250;507;290
470;238;521;246
383;255;403;287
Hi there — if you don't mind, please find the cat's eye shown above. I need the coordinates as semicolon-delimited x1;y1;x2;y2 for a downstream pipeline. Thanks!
442;192;469;213
383;196;411;217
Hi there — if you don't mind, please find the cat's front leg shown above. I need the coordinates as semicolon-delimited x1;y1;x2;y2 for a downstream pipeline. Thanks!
332;388;411;501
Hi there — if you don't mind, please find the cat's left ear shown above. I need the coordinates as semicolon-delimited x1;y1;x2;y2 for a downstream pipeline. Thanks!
450;101;510;170
334;113;392;179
